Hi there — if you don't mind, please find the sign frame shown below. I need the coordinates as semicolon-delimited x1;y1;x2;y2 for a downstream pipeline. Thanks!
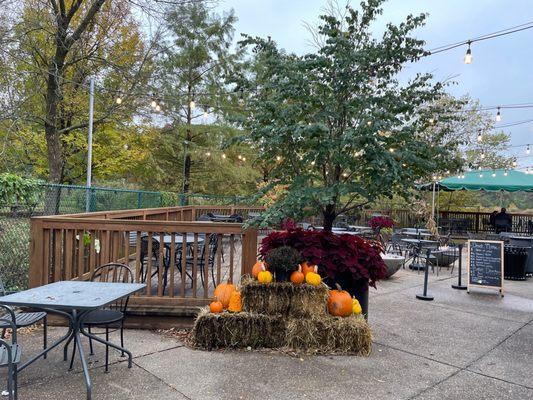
466;239;504;297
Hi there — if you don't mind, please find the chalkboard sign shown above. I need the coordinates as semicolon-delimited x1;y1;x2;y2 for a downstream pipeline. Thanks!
467;240;504;296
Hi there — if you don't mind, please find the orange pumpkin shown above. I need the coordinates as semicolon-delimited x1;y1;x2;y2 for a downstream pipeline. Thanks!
252;261;265;279
213;281;236;309
327;285;353;317
301;262;317;276
290;266;305;285
228;291;242;312
209;301;223;313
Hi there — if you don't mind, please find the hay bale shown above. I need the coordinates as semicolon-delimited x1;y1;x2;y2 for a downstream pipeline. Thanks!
191;308;286;350
241;279;329;318
286;315;372;355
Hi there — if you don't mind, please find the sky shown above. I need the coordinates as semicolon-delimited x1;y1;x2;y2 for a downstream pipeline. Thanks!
216;0;533;169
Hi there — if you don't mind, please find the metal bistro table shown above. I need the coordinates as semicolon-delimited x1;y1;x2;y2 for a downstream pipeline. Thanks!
0;281;145;400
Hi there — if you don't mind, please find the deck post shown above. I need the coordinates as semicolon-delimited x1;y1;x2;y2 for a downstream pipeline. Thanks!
241;227;258;276
29;218;45;288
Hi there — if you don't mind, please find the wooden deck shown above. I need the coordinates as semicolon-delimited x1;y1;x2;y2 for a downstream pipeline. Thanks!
29;206;261;321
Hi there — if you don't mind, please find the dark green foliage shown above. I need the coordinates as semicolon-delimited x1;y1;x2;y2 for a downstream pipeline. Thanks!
264;245;301;273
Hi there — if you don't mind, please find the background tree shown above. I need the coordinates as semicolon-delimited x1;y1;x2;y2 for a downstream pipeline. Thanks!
152;1;242;197
235;0;462;231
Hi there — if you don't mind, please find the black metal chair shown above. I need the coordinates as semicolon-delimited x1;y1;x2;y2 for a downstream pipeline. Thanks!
185;233;220;288
140;235;165;283
0;305;20;400
0;278;47;359
70;263;133;372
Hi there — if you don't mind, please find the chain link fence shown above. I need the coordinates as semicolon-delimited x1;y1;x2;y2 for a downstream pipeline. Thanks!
0;182;254;291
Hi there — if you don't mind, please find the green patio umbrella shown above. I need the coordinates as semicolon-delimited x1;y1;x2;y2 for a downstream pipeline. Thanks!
432;169;533;192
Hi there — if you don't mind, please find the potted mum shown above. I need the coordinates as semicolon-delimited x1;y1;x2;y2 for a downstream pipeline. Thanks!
264;246;301;282
260;229;387;318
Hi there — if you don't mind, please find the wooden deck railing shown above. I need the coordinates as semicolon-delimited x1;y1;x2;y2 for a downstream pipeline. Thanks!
29;206;260;316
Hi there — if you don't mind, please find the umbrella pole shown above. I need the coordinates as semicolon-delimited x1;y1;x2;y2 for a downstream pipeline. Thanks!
431;182;436;221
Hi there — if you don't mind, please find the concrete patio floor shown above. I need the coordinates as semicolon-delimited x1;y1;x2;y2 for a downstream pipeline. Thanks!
4;267;533;399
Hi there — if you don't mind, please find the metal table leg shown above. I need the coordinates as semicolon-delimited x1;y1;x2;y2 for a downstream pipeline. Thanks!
18;309;74;372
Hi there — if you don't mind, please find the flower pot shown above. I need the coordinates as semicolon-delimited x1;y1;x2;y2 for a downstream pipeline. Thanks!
275;268;290;282
325;275;369;320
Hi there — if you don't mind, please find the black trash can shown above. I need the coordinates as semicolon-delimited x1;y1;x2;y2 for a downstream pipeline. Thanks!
504;246;529;280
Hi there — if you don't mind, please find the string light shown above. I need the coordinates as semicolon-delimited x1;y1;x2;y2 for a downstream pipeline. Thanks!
366;121;372;126
221;154;226;159
389;148;395;153
464;42;473;64
205;151;211;157
203;109;209;118
276;155;282;161
527;144;531;154
311;161;315;166
151;100;157;109
115;97;122;105
512;160;518;168
480;150;485;159
495;107;502;122
237;155;242;160
477;131;483;142
242;157;246;162
504;170;508;176
492;172;496;177
342;172;348;178
155;104;161;112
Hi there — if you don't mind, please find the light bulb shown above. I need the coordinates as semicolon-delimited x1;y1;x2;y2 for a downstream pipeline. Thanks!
203;110;208;118
527;145;531;154
428;118;434;125
495;107;501;122
479;173;483;178
464;43;473;64
237;155;242;160
512;161;517;168
342;172;348;178
151;100;157;108
221;154;226;159
116;97;122;105
190;100;196;109
205;151;211;157
432;175;437;181
389;148;395;153
311;161;315;166
367;121;372;126
477;131;482;142
480;151;485;159
492;172;496;177
155;104;161;112
242;157;246;162
504;171;508;176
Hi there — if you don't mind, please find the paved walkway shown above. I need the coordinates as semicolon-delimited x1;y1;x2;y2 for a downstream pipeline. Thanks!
5;267;533;399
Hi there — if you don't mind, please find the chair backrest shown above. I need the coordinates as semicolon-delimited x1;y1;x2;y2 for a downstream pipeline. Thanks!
140;235;161;259
0;305;17;344
198;233;220;267
90;263;134;311
197;214;213;222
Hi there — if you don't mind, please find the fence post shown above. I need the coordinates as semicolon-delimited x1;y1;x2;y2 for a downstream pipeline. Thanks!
29;218;45;288
241;227;258;277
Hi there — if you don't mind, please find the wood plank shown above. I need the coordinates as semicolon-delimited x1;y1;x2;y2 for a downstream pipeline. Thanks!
28;219;45;288
89;231;96;279
192;233;198;298
43;229;50;285
53;229;62;282
203;233;210;298
158;232;164;297
229;234;235;283
146;233;153;297
77;229;85;278
180;232;187;298
169;233;176;298
124;231;130;267
135;231;142;285
64;230;74;280
215;234;222;286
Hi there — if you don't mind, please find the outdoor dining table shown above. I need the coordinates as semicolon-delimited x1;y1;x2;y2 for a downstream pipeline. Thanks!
0;280;145;400
401;238;439;270
151;233;205;247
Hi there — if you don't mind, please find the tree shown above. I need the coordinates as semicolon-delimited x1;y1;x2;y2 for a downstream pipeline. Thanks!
235;0;462;231
152;1;242;197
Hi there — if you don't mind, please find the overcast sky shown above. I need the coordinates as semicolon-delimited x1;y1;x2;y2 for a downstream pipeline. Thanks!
216;0;533;169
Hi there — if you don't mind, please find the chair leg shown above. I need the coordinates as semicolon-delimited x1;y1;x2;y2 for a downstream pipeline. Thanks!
88;326;94;355
105;326;109;373
6;363;13;400
43;316;47;359
69;335;77;370
120;322;125;357
13;366;17;400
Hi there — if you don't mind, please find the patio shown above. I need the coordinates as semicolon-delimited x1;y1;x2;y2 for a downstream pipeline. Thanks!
6;266;533;400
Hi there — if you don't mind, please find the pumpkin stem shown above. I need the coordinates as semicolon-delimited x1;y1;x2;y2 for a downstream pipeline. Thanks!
314;265;318;273
335;283;343;291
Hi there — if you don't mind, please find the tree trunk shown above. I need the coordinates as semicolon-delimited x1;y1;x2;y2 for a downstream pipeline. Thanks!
322;205;336;232
181;90;193;204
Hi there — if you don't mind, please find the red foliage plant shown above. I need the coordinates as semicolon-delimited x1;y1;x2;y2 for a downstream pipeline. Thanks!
259;229;388;289
368;216;394;230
